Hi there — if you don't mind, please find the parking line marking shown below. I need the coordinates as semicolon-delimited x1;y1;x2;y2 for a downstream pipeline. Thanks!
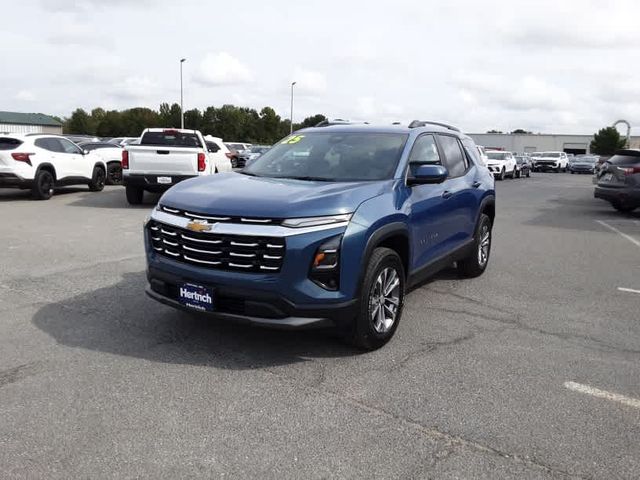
618;287;640;295
564;381;640;409
596;220;640;248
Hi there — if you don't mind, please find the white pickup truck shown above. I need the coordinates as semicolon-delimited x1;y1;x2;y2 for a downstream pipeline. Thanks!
122;128;232;205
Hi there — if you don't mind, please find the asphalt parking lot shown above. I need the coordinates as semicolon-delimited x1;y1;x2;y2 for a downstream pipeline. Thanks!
1;173;639;479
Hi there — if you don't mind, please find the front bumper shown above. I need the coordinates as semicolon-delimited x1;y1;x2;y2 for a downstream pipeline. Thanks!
146;265;358;329
123;173;197;192
534;162;559;170
594;185;640;206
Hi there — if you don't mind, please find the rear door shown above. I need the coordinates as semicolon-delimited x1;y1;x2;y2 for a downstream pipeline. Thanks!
436;134;478;247
129;130;204;175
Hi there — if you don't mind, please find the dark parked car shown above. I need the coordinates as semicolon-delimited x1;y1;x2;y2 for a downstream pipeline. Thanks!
594;149;640;212
239;145;271;168
569;155;597;174
514;155;531;178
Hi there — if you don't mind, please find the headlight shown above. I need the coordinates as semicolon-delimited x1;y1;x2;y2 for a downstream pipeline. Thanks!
282;213;352;228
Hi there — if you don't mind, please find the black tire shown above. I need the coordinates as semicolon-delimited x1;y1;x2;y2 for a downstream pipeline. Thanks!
570;171;574;174
88;166;106;191
526;170;530;178
498;168;505;181
347;247;405;350
106;162;123;185
31;169;54;200
515;169;521;179
612;202;637;213
458;213;492;278
125;185;144;205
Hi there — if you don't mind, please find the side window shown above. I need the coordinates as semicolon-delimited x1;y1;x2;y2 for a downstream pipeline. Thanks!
206;141;220;153
58;138;83;154
462;138;481;166
408;134;441;164
35;138;63;153
437;135;468;177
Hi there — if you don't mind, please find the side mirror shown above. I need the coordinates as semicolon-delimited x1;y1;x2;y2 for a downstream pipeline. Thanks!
408;164;448;185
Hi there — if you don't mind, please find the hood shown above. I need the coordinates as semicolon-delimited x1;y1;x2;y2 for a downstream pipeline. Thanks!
160;172;389;218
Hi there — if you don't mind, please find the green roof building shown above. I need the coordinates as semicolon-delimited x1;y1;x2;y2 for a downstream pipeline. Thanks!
0;111;63;134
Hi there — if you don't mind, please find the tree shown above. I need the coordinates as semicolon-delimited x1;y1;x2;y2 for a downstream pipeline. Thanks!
590;127;626;155
511;128;531;134
296;114;327;130
486;129;503;134
65;108;94;134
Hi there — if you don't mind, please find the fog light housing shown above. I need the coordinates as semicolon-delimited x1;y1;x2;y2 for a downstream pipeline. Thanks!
309;235;342;291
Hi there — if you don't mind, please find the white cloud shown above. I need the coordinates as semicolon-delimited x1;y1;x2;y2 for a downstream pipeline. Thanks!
15;90;36;101
293;68;327;96
194;53;253;87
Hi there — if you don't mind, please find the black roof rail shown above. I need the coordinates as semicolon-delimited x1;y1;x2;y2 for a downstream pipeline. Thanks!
408;120;461;132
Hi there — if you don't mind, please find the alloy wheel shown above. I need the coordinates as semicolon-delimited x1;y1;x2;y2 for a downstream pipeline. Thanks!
369;267;401;334
478;224;491;267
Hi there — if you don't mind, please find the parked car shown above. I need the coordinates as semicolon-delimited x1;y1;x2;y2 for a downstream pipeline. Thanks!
594;149;640;212
514;155;531;178
65;134;101;144
238;145;271;168
485;150;517;180
123;128;226;205
533;151;569;172
108;137;139;146
0;134;106;200
143;121;495;350
78;142;123;185
476;145;489;166
203;135;233;173
569;155;597;174
225;142;252;168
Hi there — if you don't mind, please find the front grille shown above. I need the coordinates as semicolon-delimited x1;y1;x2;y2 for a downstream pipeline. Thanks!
148;220;285;273
159;205;280;225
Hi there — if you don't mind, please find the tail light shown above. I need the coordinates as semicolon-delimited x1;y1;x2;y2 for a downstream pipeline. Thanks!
121;150;129;169
11;152;34;166
621;166;640;176
197;152;206;172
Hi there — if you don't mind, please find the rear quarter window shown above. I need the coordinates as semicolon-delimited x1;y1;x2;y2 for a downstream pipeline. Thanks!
0;138;23;150
140;131;202;148
608;153;640;166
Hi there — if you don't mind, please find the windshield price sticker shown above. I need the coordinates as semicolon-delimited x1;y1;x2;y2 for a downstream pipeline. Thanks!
281;135;305;145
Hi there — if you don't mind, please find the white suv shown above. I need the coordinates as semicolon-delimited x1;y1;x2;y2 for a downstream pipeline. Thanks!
485;150;517;180
0;134;107;200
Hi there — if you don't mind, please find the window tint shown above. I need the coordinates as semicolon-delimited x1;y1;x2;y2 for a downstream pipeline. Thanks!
438;135;467;177
461;138;481;165
409;135;440;164
206;141;220;153
608;153;640;166
141;131;202;148
35;138;64;153
58;138;82;154
0;137;22;150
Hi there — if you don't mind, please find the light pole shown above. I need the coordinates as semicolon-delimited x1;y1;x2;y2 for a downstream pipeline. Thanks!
290;81;296;134
180;58;186;129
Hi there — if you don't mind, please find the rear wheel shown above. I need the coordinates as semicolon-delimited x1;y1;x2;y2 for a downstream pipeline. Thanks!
125;185;144;205
612;202;637;213
515;169;521;178
106;162;123;185
32;170;54;200
347;248;405;350
458;213;492;278
88;166;106;191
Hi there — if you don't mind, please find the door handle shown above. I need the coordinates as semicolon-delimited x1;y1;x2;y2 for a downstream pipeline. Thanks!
472;181;482;188
442;190;453;199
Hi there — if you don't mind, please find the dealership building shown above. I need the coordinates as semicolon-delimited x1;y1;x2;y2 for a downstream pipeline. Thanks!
0;111;63;135
468;133;640;155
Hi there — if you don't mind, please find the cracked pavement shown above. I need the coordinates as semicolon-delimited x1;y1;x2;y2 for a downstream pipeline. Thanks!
0;174;639;479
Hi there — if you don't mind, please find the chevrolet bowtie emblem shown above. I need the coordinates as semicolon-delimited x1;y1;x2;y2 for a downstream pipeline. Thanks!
186;220;212;233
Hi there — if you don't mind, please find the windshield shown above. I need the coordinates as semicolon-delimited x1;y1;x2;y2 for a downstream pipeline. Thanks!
243;132;408;181
486;152;508;160
576;157;596;163
140;131;201;148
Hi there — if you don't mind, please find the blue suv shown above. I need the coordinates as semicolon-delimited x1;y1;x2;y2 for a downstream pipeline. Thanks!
144;121;495;349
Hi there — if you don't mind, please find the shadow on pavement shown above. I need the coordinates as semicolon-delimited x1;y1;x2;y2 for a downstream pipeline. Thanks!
67;187;161;209
32;271;360;370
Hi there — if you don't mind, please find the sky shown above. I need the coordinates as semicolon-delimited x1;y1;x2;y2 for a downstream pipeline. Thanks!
2;0;639;134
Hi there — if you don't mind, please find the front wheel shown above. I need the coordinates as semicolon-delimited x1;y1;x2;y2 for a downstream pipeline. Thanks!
347;248;405;350
526;169;530;178
458;213;492;278
515;169;521;178
498;168;505;181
